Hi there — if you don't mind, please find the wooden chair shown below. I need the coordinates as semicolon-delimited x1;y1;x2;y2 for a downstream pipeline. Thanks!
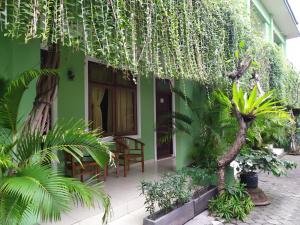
113;136;145;177
64;153;107;182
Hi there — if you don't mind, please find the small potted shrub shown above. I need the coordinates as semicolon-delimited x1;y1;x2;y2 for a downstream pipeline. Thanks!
141;173;194;225
236;148;297;188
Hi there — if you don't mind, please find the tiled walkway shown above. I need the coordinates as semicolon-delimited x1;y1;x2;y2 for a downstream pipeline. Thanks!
188;155;300;225
42;158;176;225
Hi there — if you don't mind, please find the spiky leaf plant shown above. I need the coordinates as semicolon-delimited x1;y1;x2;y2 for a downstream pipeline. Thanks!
216;83;291;192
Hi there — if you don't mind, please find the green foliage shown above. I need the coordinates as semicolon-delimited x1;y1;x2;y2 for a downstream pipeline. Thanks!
266;45;300;107
0;72;111;225
247;114;294;149
1;0;299;106
209;182;254;222
243;42;300;108
178;167;215;187
164;86;237;170
0;0;249;84
0;70;42;134
140;173;192;217
218;83;291;120
236;148;297;176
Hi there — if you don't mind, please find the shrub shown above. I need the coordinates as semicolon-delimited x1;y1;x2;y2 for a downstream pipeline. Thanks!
208;182;254;222
236;148;297;176
178;167;214;187
140;173;192;217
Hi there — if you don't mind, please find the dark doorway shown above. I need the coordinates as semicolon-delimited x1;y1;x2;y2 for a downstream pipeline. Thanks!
156;79;173;159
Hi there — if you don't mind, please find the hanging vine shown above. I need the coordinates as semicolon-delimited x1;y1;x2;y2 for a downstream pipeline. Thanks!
0;0;249;84
0;0;299;106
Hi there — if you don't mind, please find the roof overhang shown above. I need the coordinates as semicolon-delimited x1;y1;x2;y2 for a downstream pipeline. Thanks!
261;0;300;39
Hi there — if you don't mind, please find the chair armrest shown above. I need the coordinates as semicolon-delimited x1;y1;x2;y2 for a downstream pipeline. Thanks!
114;138;130;149
123;137;145;146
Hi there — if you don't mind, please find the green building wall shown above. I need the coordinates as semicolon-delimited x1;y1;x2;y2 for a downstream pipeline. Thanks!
0;34;40;124
0;0;290;171
251;0;287;51
57;49;156;161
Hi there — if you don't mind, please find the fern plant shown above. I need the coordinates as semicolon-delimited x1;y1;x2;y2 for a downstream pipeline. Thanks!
0;71;111;225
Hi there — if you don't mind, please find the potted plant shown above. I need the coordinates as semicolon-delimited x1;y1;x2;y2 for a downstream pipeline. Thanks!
141;173;194;225
236;147;297;188
141;168;218;225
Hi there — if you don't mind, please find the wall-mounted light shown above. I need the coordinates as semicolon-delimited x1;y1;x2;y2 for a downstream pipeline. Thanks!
67;69;75;81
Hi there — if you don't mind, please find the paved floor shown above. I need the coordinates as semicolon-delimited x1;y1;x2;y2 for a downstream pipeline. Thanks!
188;155;300;225
42;158;176;225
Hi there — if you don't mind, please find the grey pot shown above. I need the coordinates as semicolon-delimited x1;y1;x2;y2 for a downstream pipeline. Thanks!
193;186;218;216
143;201;194;225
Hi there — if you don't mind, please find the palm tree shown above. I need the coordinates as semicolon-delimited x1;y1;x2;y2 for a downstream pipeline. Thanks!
0;71;111;225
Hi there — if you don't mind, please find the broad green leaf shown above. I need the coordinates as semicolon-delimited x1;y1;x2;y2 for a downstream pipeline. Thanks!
246;86;258;114
232;83;240;111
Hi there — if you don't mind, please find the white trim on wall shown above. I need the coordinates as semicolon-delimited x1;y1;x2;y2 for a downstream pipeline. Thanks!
84;56;141;142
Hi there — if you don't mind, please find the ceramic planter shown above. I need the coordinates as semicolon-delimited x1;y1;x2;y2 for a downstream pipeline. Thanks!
143;201;194;225
192;186;218;216
240;172;258;188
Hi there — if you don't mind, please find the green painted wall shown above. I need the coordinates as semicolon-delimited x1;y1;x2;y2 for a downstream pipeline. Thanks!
174;79;208;169
251;0;287;50
57;55;156;161
140;76;155;160
58;47;85;120
0;34;39;123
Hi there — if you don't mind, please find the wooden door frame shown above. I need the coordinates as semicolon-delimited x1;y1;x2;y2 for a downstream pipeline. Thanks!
153;77;176;161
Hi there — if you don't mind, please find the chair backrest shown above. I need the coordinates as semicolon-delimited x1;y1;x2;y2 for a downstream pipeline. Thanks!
114;137;130;153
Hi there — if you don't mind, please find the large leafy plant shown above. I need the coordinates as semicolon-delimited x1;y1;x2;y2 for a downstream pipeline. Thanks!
217;83;289;121
236;148;296;176
0;71;111;225
216;82;291;192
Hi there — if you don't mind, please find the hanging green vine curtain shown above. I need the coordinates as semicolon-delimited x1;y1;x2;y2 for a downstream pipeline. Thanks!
0;0;249;83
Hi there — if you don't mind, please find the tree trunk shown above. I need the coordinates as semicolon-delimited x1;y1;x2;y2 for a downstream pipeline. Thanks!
217;103;251;193
25;44;60;134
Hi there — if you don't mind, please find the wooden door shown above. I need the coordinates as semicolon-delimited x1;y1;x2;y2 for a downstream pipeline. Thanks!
156;79;173;159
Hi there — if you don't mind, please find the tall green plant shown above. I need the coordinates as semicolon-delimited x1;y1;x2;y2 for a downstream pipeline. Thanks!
0;71;111;225
216;83;291;192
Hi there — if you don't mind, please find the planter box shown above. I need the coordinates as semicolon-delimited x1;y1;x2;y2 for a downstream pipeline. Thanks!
192;186;218;216
143;201;194;225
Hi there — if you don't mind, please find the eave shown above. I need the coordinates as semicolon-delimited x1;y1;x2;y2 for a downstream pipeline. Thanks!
261;0;300;39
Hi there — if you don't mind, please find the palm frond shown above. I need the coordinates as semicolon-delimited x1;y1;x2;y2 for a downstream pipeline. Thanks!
0;165;71;223
63;177;111;224
0;70;40;133
172;87;193;108
43;120;110;167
